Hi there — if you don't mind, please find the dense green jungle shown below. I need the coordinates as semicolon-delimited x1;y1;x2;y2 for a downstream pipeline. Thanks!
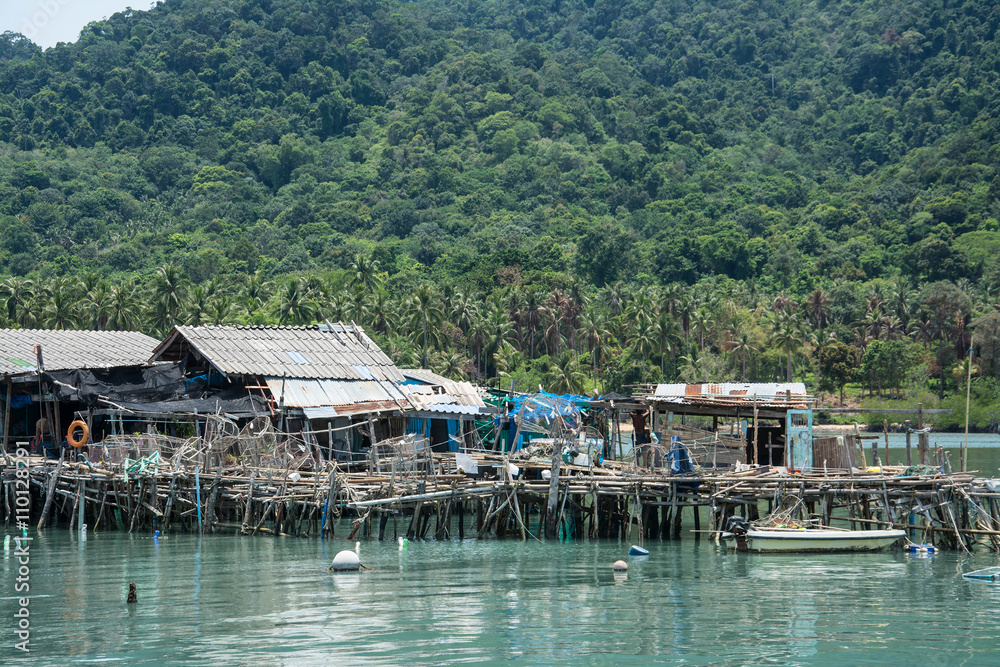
1;0;1000;429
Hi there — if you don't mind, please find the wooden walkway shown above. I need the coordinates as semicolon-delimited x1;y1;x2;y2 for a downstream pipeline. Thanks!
4;448;999;552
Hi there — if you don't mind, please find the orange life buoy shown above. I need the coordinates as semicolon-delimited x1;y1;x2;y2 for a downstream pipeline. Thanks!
67;420;89;448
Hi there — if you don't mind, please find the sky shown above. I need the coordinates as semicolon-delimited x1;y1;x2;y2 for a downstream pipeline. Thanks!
0;1;160;50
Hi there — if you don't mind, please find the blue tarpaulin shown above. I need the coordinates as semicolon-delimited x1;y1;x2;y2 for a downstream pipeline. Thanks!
668;436;694;474
0;390;33;409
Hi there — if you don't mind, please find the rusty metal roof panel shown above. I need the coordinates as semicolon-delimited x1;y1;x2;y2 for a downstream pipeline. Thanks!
654;383;807;399
1;328;159;377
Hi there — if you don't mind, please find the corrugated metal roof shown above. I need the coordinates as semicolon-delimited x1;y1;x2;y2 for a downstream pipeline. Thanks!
416;403;494;417
302;406;339;420
653;383;807;399
265;377;412;410
152;324;404;382
399;369;488;408
1;328;159;377
400;368;452;385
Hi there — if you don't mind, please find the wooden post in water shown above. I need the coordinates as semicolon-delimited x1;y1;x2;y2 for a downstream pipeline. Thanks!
883;420;890;466
37;460;62;530
904;421;912;467
544;439;562;540
963;349;972;473
917;404;928;465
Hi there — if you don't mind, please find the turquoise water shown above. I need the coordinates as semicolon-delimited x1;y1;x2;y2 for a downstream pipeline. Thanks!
3;528;1000;665
4;434;1000;665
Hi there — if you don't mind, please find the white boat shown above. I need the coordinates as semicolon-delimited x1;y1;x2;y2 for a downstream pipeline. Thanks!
731;528;906;552
722;517;905;552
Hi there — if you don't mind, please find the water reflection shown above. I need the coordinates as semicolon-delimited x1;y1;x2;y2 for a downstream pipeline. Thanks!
3;528;1000;665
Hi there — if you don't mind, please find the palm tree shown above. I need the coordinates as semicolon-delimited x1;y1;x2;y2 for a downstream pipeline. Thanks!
186;284;211;326
804;287;831;334
210;295;241;325
774;315;803;382
42;278;77;330
82;280;111;330
631;318;657;384
603;281;627;317
521;289;543;358
578;305;611;391
349;253;382;293
451;291;479;335
242;271;272;313
348;285;370;325
466;315;489;378
493;341;522;381
438;352;470;381
108;282;139;331
654;311;680;377
661;282;685;317
276;277;317;325
0;277;34;325
731;331;757;380
542;289;571;356
547;350;586;395
368;290;397;335
690;307;714;352
409;283;444;369
483;306;514;378
151;263;186;331
952;356;979;393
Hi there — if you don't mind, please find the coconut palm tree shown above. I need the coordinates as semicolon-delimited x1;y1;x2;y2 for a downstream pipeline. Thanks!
521;289;543;359
108;282;139;331
731;331;757;380
242;271;272;313
690;307;714;352
42;278;77;330
348;284;370;325
368;290;397;335
349;253;383;293
210;294;242;325
82;280;112;331
774;315;804;382
151;263;186;331
438;352;470;381
578;305;611;391
0;277;34;325
631;318;657;384
804;287;831;334
451;291;479;335
466;315;489;378
547;350;586;395
276;277;317;325
186;284;211;326
409;283;444;369
483;306;514;378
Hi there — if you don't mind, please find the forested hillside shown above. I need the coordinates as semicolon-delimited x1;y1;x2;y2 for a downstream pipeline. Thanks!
1;0;999;422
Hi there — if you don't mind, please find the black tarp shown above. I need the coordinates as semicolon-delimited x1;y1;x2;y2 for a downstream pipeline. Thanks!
45;364;186;407
116;388;271;416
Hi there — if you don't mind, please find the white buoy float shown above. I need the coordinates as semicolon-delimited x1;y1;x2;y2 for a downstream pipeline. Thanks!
612;560;628;571
330;550;361;571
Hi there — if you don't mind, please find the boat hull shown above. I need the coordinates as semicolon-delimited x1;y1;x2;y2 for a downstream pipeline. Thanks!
732;529;906;553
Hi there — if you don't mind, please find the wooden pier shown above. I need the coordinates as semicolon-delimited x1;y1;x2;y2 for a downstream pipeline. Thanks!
4;441;1000;552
